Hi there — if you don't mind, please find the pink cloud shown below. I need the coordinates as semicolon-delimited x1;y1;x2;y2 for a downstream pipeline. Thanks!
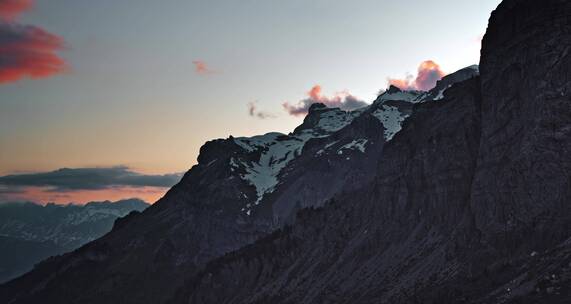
0;23;67;83
0;0;67;84
283;85;368;117
388;60;446;91
192;60;214;75
0;0;32;21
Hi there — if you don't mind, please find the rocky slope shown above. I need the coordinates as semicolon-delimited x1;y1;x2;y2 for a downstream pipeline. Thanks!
0;74;477;303
1;0;570;303
0;199;149;283
0;69;479;304
170;0;571;302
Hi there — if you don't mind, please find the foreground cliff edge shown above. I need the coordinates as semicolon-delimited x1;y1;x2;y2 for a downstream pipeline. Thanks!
1;0;570;303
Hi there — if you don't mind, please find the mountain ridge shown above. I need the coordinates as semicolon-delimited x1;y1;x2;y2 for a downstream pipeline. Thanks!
0;199;149;284
0;64;480;304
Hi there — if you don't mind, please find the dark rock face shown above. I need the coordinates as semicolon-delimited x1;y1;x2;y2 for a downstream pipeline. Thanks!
171;0;571;302
1;0;570;303
473;0;571;256
172;75;485;304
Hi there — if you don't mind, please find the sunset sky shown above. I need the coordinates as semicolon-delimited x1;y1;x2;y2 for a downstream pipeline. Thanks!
0;0;501;204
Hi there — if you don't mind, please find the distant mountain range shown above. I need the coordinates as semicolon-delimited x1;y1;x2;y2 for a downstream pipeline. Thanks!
0;199;149;283
1;0;570;303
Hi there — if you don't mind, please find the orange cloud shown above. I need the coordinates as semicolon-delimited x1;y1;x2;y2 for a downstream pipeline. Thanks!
388;60;446;91
192;60;213;75
0;23;67;83
308;85;321;100
283;85;368;117
0;0;32;21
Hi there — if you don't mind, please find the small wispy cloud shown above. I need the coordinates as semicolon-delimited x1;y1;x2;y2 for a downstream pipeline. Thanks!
282;85;368;117
388;60;446;91
247;102;276;119
192;60;214;75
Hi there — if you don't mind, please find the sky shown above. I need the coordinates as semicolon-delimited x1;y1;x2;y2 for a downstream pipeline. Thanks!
0;0;502;204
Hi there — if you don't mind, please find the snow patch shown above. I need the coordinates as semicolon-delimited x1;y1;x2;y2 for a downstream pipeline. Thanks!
376;91;420;104
433;84;452;101
315;110;361;133
338;139;368;154
232;133;314;215
234;132;284;152
372;105;410;141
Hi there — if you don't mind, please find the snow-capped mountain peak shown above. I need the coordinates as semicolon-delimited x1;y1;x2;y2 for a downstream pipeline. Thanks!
224;66;481;215
375;85;422;104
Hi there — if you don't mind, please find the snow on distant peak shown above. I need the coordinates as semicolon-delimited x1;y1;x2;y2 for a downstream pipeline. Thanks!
314;109;362;133
231;105;369;215
293;104;363;137
234;132;284;152
231;132;314;215
375;87;422;104
229;65;483;213
372;105;410;141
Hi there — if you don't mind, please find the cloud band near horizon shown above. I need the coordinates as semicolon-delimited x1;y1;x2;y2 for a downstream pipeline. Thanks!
0;166;183;191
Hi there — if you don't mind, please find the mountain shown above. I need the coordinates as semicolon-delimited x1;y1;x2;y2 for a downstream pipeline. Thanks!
0;71;479;304
1;0;570;303
0;199;149;283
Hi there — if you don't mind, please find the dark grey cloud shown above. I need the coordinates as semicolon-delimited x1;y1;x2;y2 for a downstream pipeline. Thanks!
0;185;23;194
0;166;183;191
247;102;276;119
282;85;368;117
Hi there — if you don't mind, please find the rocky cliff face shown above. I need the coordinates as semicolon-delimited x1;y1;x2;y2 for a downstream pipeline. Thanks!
1;0;570;303
472;0;571;256
171;73;486;304
173;0;571;302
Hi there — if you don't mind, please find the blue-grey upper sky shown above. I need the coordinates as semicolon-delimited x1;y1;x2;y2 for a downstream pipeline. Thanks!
0;0;501;182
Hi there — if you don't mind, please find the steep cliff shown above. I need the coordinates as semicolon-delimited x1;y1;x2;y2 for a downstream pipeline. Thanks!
169;0;571;302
